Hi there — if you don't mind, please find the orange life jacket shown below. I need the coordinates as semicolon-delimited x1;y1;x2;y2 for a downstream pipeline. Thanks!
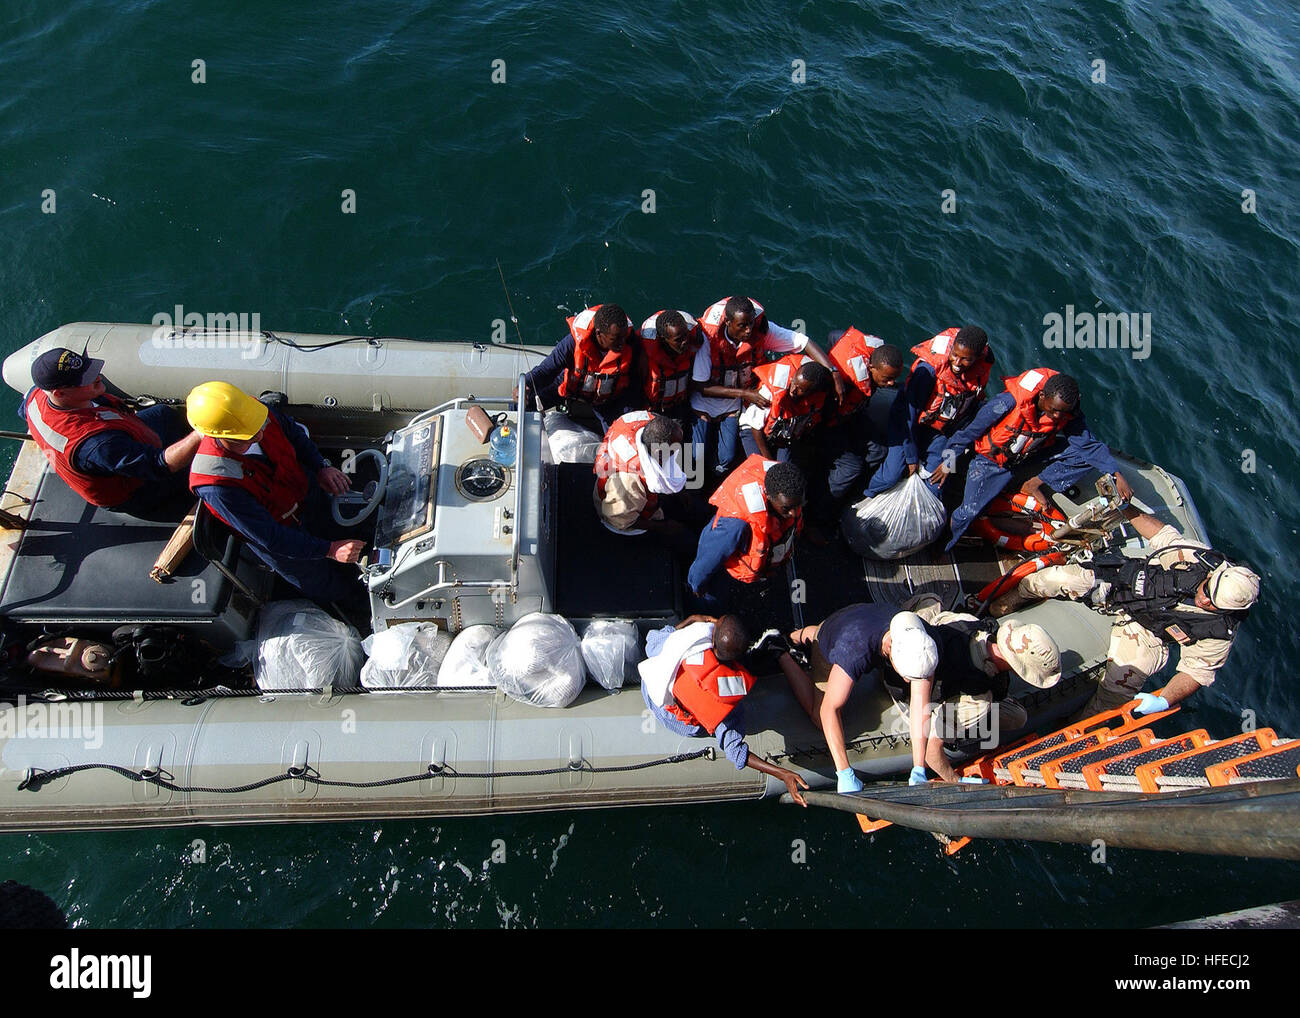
975;368;1071;468
639;310;699;410
707;454;801;582
665;647;757;734
189;411;310;528
698;296;766;389
829;327;885;415
24;389;163;507
751;357;826;445
968;491;1066;552
910;328;994;433
558;305;637;403
593;411;659;525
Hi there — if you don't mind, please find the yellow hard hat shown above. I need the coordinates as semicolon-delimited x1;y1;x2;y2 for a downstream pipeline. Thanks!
186;381;269;440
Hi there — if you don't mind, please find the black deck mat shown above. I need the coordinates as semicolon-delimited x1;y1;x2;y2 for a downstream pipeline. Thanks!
0;469;236;622
552;463;680;619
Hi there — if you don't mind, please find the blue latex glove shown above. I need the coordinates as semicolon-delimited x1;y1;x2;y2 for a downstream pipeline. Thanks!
909;765;928;786
1132;692;1170;716
959;775;989;784
836;767;864;794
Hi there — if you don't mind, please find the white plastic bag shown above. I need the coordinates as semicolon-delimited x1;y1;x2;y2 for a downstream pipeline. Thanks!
252;599;365;691
360;623;452;689
487;612;587;708
580;620;639;691
842;474;947;560
544;410;601;464
439;625;500;687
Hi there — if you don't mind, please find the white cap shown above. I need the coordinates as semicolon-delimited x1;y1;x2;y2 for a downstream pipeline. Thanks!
1207;561;1260;611
888;611;938;681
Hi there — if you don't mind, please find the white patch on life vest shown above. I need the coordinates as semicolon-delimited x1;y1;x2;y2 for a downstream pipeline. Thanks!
573;308;595;331
1020;369;1044;392
849;355;868;381
95;410;122;420
611;435;638;463
931;335;951;355
716;673;749;698
683;650;705;666
741;481;766;514
773;364;791;389
623;411;652;423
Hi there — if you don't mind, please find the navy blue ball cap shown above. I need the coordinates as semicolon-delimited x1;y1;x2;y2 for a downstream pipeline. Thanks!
31;348;104;390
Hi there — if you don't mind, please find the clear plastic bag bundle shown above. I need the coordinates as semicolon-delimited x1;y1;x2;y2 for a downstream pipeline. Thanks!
580;619;639;691
439;625;501;687
842;474;947;560
544;410;602;464
487;612;587;708
360;623;452;689
251;599;365;691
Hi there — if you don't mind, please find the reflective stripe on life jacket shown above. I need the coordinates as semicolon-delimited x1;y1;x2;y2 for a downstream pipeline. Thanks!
751;357;826;445
189;411;309;527
974;368;1070;468
24;388;163;507
594;411;659;525
665;647;757;734
559;305;637;403
707;454;800;582
698;297;766;389
829;327;885;414
910;328;994;433
640;310;700;410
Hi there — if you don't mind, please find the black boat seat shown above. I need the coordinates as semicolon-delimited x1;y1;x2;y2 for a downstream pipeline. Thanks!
0;467;268;649
551;462;680;620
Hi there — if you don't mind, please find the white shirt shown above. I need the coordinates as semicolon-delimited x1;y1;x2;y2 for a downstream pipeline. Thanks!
689;323;809;419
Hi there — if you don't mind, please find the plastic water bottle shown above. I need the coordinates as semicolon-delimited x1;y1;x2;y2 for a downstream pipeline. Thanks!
489;423;517;466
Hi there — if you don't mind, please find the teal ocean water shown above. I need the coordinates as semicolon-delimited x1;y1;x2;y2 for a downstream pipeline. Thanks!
1;0;1298;927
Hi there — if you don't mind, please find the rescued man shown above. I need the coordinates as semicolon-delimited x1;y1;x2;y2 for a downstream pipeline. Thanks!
689;295;843;480
737;356;832;462
897;326;996;487
593;410;703;550
933;369;1133;549
635;309;701;432
822;332;908;504
519;303;641;433
685;457;805;613
22;347;201;514
639;612;809;805
989;507;1259;717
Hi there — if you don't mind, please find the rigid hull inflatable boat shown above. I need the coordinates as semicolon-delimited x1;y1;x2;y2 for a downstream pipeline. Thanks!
0;323;1210;832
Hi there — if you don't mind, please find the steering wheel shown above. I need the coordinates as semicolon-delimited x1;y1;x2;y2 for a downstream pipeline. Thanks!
330;448;389;528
